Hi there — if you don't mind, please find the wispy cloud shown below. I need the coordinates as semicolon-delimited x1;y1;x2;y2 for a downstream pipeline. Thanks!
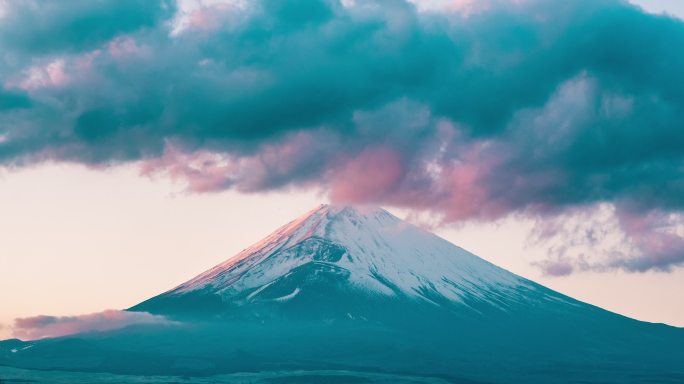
12;310;175;340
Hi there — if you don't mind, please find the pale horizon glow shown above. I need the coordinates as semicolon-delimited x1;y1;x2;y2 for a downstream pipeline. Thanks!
1;164;682;340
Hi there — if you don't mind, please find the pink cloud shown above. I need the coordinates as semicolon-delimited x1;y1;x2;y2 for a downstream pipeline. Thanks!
12;310;175;341
528;203;684;275
382;136;507;223
437;158;499;222
172;2;247;35
534;258;575;277
187;8;222;32
108;37;149;59
141;131;336;193
11;59;70;91
330;147;404;203
140;145;238;192
612;208;684;272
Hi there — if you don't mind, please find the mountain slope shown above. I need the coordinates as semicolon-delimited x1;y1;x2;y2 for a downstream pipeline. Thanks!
132;205;576;320
4;205;684;383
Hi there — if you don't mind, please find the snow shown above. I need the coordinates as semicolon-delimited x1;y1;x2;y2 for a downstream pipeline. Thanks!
167;204;538;307
9;345;33;354
273;287;300;302
246;280;277;301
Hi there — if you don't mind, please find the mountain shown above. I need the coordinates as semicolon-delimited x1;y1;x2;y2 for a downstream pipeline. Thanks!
2;205;683;383
132;204;554;320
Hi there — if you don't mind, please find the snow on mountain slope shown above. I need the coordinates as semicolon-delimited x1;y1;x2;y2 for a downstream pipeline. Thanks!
158;205;552;310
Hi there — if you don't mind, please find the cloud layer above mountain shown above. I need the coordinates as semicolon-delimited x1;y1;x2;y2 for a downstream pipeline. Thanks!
1;0;683;274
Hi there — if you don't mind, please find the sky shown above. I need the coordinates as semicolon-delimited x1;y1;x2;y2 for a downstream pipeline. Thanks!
1;0;684;339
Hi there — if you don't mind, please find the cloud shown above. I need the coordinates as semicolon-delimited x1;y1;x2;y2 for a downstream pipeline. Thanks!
1;0;684;273
0;0;175;54
12;310;175;340
0;90;31;110
529;202;684;275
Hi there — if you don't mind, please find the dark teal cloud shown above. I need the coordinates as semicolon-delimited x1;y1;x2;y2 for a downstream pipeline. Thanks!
0;90;31;110
1;0;683;273
0;0;175;54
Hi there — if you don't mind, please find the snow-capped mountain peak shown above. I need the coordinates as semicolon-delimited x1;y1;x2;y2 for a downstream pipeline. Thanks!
158;204;537;309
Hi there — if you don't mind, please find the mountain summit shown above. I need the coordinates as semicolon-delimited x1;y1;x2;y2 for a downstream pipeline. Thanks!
133;204;541;319
4;205;684;383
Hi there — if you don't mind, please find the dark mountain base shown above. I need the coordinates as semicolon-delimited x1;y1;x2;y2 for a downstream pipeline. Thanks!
2;310;683;384
0;366;469;384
